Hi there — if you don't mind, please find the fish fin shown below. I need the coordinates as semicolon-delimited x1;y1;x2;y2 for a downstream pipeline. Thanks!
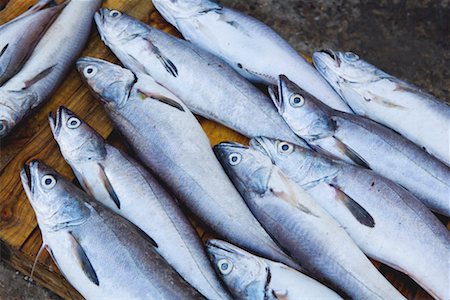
272;289;288;300
97;163;121;209
330;184;375;227
332;136;370;169
0;44;9;58
130;222;159;248
143;38;178;77
68;231;99;286
23;64;56;89
137;89;185;112
30;243;48;282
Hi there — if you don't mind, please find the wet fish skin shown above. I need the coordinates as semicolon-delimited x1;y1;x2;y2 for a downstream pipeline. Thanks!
76;56;300;271
20;160;205;299
0;0;102;139
93;8;308;147
206;239;343;300
271;75;450;216
251;136;450;300
0;2;63;85
152;0;352;113
49;106;232;300
313;50;450;165
214;142;405;300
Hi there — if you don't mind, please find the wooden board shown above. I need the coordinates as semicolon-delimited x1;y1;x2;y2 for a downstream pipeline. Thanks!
0;1;446;299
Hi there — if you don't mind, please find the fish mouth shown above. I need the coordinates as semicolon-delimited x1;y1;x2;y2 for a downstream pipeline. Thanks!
20;160;39;200
205;239;235;254
249;137;274;162
94;11;106;40
48;106;66;137
318;49;341;67
268;75;288;114
213;141;248;152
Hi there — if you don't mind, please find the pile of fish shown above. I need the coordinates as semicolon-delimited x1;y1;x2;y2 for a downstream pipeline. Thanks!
0;0;447;299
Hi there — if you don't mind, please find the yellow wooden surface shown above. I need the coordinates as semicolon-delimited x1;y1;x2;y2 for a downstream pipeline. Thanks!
0;1;442;299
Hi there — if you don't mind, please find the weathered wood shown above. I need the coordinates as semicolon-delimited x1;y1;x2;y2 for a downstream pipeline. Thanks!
0;1;444;299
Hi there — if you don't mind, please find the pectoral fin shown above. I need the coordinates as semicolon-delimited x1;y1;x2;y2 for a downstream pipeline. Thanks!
0;44;8;58
143;38;178;77
137;89;185;112
23;64;56;89
68;232;99;286
131;222;159;249
330;184;375;227
333;136;370;169
98;163;121;209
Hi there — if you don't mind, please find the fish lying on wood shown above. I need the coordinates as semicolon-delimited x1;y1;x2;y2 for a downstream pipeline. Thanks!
270;75;450;216
206;239;343;300
93;8;308;147
20;160;205;299
76;57;299;270
0;0;102;139
214;142;405;300
251;136;450;300
49;106;232;300
314;50;450;165
152;0;352;113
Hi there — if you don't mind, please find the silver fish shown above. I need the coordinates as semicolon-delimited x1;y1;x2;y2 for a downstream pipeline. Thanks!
76;57;299;270
206;239;343;300
49;106;232;300
214;142;405;300
152;0;352;113
251;136;450;300
20;160;205;299
271;75;450;216
93;8;308;147
313;50;450;165
0;0;102;139
0;1;63;85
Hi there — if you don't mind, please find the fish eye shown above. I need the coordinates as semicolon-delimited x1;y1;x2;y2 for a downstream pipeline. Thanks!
217;259;233;275
0;120;7;133
289;94;305;108
109;10;122;18
67;117;81;129
228;153;242;166
41;175;57;190
344;52;359;61
277;142;294;154
83;66;98;78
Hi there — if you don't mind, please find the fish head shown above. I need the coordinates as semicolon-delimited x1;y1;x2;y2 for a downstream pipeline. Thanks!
77;57;136;110
214;142;273;195
153;0;222;25
0;90;36;139
0;107;14;139
206;239;269;299
20;160;90;232
270;75;335;140
49;106;106;164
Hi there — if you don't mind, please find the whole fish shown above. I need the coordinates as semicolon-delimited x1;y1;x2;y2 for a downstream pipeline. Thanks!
206;239;343;300
313;50;450;165
0;0;102;139
251;136;450;300
49;106;232;300
93;8;307;147
76;57;299;270
152;0;352;113
214;142;405;300
20;160;204;299
270;75;450;216
0;1;63;85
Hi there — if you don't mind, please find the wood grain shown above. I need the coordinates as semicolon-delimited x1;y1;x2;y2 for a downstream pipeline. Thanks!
0;1;444;299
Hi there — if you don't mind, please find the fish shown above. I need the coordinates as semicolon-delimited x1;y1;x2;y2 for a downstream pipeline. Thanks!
20;160;205;299
270;75;450;216
152;0;352;113
49;106;232;300
206;239;343;300
93;8;308;147
76;56;300;270
0;0;102;139
313;50;450;165
214;142;406;300
0;0;63;85
251;136;450;300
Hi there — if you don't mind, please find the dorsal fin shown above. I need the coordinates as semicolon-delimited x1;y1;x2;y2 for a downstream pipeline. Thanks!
68;231;99;286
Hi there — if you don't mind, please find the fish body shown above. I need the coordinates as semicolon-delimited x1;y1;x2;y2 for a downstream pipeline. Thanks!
93;9;307;147
271;75;450;216
49;106;231;300
76;57;299;270
206;239;342;300
313;50;450;165
251;136;450;300
20;160;204;299
152;0;351;113
214;142;405;300
0;2;62;85
0;0;101;139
